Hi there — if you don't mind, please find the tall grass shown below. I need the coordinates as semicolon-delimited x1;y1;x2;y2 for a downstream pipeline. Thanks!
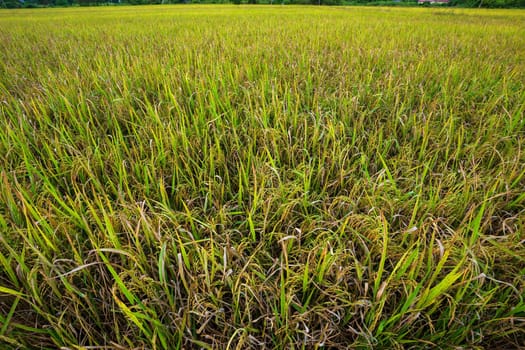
1;5;524;349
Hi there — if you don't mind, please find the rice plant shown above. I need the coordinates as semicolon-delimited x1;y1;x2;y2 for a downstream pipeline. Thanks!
0;5;524;349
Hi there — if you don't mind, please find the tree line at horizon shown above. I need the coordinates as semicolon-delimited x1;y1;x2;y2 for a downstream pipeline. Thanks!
2;0;524;8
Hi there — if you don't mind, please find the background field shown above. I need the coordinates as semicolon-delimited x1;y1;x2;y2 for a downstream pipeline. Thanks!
1;5;525;349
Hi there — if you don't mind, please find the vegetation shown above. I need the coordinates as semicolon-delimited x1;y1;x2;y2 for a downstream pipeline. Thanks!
1;5;524;349
2;0;525;9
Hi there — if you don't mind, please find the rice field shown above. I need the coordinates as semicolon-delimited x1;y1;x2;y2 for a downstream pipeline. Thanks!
0;5;524;349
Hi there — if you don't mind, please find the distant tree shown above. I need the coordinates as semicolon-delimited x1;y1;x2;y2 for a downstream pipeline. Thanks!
3;0;23;7
452;0;524;6
309;0;341;4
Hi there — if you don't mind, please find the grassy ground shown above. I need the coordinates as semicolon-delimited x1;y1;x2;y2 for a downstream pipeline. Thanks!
1;5;525;349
